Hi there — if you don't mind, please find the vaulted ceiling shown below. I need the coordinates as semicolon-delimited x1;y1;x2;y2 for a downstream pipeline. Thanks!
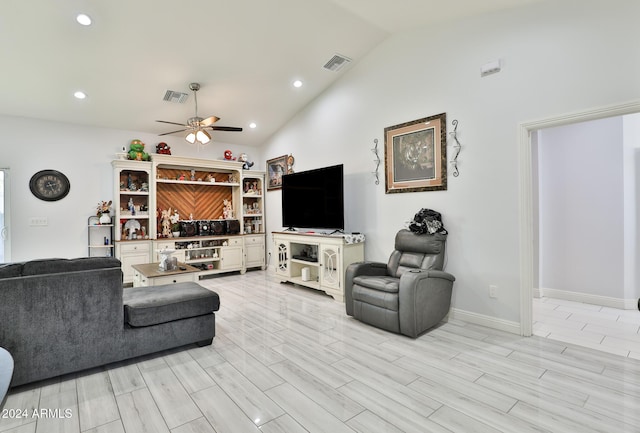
0;0;544;146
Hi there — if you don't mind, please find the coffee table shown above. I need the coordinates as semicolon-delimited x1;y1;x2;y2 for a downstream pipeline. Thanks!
132;262;200;287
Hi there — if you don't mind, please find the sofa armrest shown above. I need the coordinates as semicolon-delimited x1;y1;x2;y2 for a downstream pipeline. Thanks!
398;269;455;337
344;261;388;316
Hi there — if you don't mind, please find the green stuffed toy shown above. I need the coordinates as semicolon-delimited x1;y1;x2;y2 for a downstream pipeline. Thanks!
128;139;150;161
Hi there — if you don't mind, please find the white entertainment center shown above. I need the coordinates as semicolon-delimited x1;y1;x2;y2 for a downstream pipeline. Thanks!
272;231;365;302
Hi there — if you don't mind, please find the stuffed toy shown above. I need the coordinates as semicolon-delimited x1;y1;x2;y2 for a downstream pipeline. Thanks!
128;139;150;161
238;153;254;170
223;149;236;161
156;142;171;155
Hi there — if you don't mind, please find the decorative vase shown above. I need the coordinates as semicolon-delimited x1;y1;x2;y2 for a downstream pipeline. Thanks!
99;213;111;224
172;231;180;238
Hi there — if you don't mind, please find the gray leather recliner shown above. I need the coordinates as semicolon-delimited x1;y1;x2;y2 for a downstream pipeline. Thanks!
345;229;455;338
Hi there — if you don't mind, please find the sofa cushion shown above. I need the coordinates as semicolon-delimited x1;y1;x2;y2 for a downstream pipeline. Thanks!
123;282;220;327
0;263;23;279
22;257;122;276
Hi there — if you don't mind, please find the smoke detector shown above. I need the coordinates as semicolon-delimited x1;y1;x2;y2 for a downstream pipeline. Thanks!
323;54;352;72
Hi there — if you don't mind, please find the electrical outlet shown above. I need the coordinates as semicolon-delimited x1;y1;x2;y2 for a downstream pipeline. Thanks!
489;285;498;298
29;217;48;226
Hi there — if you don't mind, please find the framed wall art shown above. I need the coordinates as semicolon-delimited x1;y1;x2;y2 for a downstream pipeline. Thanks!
384;112;447;194
266;155;288;190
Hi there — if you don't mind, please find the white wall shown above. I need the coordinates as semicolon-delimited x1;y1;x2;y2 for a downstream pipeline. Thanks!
623;113;640;301
0;114;260;262
537;117;624;298
262;0;640;324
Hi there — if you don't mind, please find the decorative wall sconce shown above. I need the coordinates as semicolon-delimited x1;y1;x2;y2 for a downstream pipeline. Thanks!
449;119;461;177
372;138;381;185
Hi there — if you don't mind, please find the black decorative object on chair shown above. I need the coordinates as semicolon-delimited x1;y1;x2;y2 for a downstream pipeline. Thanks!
408;208;447;235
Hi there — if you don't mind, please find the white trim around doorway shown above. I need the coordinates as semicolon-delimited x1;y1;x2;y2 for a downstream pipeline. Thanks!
518;99;640;336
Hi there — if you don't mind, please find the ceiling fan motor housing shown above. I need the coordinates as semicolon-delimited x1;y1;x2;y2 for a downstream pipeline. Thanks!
188;117;204;127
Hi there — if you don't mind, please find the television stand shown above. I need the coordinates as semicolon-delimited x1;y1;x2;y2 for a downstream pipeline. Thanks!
272;231;364;302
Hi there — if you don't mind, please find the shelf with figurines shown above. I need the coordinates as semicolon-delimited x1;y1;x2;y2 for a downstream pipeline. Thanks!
119;172;150;194
155;168;240;187
242;178;263;197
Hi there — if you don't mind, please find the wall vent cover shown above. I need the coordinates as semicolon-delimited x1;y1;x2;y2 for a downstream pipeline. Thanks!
162;90;189;103
323;54;352;72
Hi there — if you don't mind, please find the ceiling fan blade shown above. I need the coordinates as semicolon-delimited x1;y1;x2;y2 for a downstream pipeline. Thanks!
158;128;188;136
156;120;188;127
210;126;243;132
200;116;220;127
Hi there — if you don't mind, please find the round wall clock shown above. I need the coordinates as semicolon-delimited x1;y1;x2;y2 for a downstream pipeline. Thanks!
29;169;71;201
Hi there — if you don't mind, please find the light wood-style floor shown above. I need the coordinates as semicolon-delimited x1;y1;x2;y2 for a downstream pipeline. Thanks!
534;296;640;360
2;271;640;433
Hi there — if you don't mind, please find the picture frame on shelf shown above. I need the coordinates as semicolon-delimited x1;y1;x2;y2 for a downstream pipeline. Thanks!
384;112;447;194
266;155;288;190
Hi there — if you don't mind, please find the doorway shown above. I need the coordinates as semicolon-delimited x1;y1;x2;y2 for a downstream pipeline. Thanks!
518;100;640;337
531;116;640;356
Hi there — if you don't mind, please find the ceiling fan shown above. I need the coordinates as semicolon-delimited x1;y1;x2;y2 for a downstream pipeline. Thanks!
156;82;242;145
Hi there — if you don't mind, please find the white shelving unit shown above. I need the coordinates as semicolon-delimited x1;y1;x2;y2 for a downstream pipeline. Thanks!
111;155;267;281
112;160;153;284
87;217;114;257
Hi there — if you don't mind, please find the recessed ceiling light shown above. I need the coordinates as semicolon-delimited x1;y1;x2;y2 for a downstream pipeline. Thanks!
74;91;87;99
76;13;92;26
293;80;303;88
249;122;257;129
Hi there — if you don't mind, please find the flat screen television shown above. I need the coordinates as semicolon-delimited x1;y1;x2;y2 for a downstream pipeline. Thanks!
282;164;344;230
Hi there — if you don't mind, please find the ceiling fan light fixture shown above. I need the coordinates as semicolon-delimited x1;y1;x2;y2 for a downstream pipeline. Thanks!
196;129;211;144
185;131;197;144
185;128;211;145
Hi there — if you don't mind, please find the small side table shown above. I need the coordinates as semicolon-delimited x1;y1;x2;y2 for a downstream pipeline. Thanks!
0;347;13;407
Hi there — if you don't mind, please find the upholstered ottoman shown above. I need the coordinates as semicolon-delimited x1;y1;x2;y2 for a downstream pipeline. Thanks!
123;282;220;346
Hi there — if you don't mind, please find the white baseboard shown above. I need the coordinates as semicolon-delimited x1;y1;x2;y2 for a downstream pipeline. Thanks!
538;287;638;310
448;308;521;335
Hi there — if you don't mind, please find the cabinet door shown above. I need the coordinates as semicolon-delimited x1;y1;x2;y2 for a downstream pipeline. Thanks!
275;240;290;277
244;236;265;268
221;247;243;270
117;241;151;284
121;251;151;284
319;244;341;291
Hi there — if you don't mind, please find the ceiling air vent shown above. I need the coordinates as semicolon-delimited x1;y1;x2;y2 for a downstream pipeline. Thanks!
323;54;352;72
162;90;189;103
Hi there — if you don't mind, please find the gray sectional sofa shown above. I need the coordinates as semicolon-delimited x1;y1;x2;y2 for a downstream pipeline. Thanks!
0;257;219;387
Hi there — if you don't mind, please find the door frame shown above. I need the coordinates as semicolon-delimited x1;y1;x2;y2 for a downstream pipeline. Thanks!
0;168;11;262
518;100;640;336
